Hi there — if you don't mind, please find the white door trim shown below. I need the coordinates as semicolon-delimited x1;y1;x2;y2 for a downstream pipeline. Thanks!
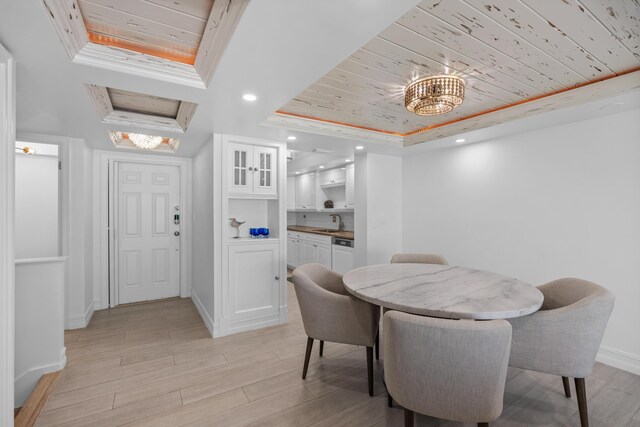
95;150;192;309
0;42;16;424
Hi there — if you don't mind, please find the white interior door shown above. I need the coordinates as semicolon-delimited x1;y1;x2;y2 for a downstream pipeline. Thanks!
116;162;180;304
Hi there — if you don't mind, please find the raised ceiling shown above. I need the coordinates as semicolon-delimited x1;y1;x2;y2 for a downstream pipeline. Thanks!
42;0;248;88
271;0;640;146
84;84;198;133
77;0;214;65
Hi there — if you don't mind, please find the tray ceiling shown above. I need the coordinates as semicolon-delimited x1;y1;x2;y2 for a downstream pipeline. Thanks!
78;0;214;65
84;84;198;133
42;0;248;88
271;0;640;146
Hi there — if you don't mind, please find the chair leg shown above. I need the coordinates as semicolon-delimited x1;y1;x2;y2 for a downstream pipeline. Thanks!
562;376;572;398
575;378;589;427
387;393;393;407
375;332;380;360
404;408;414;427
319;340;324;357
302;337;313;379
366;346;374;396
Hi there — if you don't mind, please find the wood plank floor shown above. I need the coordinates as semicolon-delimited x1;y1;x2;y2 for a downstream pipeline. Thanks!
37;283;640;426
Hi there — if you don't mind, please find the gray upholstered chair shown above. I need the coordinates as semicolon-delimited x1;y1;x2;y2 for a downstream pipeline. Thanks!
390;253;448;265
507;278;614;427
384;311;512;427
386;252;449;407
292;263;381;396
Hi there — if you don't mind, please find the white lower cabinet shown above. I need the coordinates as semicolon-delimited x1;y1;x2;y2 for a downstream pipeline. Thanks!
287;237;297;266
228;241;280;324
331;245;354;275
287;231;332;269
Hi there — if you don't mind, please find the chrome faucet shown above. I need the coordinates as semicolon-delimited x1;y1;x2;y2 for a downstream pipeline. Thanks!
330;214;344;232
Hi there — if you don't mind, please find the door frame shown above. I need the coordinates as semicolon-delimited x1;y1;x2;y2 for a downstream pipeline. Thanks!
96;150;192;309
0;42;16;423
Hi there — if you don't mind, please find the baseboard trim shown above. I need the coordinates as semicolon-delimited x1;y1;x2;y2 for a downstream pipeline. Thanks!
215;313;286;338
14;370;62;427
14;347;65;408
66;302;94;330
597;345;640;376
191;292;214;338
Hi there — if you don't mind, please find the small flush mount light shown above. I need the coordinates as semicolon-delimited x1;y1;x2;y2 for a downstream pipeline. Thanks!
345;159;351;163
242;93;257;102
319;165;325;169
295;171;300;174
456;138;466;143
355;145;364;150
405;75;465;116
287;135;297;141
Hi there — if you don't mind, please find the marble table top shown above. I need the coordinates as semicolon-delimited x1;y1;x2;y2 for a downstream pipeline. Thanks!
343;264;543;320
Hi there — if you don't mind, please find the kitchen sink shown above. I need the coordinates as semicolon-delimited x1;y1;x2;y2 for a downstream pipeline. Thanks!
314;229;342;233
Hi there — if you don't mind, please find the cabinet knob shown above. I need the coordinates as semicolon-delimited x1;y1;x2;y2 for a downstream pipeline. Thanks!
248;167;254;171
275;276;280;280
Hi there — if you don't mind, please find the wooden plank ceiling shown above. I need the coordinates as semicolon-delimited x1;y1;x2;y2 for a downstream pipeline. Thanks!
107;87;180;118
277;0;640;138
77;0;215;64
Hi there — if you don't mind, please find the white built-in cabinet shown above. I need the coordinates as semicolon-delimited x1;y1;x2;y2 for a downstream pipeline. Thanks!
218;134;287;338
227;241;280;323
286;176;296;210
228;142;277;198
290;164;355;211
287;231;332;269
320;168;346;187
295;172;316;209
345;163;355;208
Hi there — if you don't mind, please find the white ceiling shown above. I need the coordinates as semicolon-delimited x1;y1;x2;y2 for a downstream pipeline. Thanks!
0;0;421;157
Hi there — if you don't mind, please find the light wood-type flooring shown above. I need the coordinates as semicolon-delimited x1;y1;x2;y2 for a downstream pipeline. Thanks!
37;283;640;426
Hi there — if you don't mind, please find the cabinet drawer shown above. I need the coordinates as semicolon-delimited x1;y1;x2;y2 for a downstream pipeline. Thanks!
297;232;332;245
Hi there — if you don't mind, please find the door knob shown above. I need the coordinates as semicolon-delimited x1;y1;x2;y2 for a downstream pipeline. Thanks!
174;231;180;236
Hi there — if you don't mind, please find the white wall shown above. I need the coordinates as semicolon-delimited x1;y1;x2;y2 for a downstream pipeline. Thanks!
191;139;215;335
83;145;93;315
355;153;403;266
14;258;66;406
18;133;94;330
402;109;640;374
14;152;58;259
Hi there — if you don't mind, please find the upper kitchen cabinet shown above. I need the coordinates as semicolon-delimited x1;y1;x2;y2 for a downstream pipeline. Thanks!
345;163;355;208
320;167;346;188
295;172;316;209
286;176;296;210
228;142;277;198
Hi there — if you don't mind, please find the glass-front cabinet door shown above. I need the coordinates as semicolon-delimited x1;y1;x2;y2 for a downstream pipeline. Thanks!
229;143;251;195
253;146;277;197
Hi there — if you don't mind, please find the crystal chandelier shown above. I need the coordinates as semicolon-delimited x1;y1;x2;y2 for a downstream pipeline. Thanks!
405;75;465;116
127;132;164;150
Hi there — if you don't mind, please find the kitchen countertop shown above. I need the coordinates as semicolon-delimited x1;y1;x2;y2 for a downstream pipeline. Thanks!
287;225;354;241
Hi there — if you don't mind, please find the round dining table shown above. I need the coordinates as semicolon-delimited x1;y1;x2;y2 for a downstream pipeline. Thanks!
343;263;543;320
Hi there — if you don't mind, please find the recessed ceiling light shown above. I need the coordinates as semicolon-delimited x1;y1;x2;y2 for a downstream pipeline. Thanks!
341;167;346;170
242;93;257;102
319;165;325;169
295;171;300;174
345;159;351;163
355;146;364;150
287;135;297;141
456;138;465;143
